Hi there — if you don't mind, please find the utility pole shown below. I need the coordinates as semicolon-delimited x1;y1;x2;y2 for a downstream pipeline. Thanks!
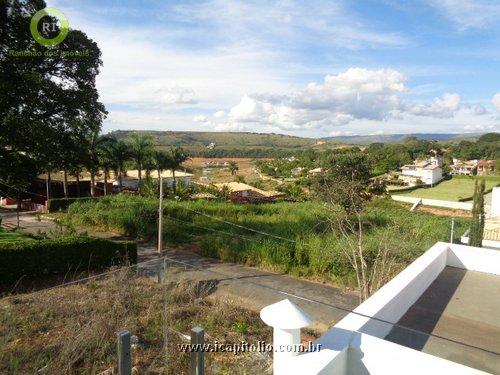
16;192;20;229
158;176;163;255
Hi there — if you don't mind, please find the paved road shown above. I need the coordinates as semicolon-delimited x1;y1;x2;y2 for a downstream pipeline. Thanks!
140;245;359;331
1;209;359;331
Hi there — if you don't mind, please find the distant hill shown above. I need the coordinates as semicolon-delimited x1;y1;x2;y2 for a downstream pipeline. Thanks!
323;133;483;145
107;130;488;156
108;130;327;157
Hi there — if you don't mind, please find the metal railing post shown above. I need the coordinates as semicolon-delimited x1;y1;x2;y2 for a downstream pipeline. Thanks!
117;330;132;375
190;326;205;375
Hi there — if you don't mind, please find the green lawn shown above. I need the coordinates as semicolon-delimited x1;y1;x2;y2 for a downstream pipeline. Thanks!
0;228;33;243
395;176;500;201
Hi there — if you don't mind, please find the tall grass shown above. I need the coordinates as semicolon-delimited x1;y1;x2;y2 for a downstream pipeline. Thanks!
67;195;470;286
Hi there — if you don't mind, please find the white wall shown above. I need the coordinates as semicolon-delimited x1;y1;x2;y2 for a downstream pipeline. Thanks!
281;242;499;374
492;187;500;217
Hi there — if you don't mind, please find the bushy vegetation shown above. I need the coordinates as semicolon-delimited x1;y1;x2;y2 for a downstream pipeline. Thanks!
0;236;137;284
66;195;470;286
47;197;97;212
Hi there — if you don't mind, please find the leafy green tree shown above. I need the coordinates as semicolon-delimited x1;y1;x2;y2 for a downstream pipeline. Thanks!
0;0;106;194
108;140;131;191
129;134;154;182
469;179;485;247
228;161;239;175
152;150;172;180
168;147;189;194
84;132;112;196
97;139;116;195
314;152;372;213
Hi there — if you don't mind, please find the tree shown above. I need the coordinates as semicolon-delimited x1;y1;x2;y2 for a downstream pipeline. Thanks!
469;179;485;247
168;147;189;194
108;140;131;191
129;133;153;183
97;139;116;195
313;153;388;302
152;150;173;180
1;0;106;194
84;132;112;196
228;161;239;175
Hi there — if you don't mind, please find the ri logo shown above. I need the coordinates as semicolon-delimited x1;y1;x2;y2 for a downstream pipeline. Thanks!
30;7;69;47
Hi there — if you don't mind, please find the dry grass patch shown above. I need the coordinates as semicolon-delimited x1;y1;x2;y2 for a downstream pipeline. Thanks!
0;270;272;374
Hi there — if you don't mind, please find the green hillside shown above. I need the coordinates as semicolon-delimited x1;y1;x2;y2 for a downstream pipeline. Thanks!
108;130;330;157
107;130;492;157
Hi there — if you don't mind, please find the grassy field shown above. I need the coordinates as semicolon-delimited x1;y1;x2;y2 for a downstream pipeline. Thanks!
394;175;500;201
0;228;33;243
0;269;272;374
66;195;471;288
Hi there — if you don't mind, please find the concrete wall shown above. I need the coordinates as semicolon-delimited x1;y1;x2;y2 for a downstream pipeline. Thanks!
391;195;473;210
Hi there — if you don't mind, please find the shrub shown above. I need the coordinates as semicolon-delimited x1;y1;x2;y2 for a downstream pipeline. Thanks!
47;197;97;212
0;236;137;284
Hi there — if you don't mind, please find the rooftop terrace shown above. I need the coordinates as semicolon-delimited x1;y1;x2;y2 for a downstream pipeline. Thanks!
386;266;500;373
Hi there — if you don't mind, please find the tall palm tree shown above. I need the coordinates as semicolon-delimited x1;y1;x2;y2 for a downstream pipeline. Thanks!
152;150;173;180
85;131;112;197
108;139;131;192
129;133;153;183
228;161;239;175
168;147;189;194
97;137;116;195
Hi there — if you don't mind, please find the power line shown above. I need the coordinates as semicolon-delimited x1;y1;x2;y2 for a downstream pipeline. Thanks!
181;206;297;243
163;255;500;357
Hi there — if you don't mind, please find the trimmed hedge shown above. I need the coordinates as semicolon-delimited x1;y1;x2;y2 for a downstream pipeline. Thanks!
0;236;137;284
47;197;97;212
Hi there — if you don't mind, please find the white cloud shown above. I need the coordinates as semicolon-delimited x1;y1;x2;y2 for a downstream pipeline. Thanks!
473;104;488;115
492;93;500;112
193;115;207;122
219;68;476;131
159;86;196;104
213;110;226;118
406;93;462;118
427;0;500;30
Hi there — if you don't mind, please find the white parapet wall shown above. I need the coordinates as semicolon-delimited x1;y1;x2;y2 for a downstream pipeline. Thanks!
273;242;500;374
492;187;500;217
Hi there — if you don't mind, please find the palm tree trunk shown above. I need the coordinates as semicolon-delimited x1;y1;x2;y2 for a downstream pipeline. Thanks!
118;166;123;192
63;168;68;197
172;169;176;194
90;172;95;197
104;169;108;196
75;173;81;197
138;163;142;182
45;171;51;201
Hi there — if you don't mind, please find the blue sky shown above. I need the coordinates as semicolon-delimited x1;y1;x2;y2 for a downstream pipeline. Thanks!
48;0;500;137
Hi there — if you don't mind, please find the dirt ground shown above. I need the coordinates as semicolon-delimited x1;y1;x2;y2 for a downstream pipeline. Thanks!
415;206;472;218
185;157;272;185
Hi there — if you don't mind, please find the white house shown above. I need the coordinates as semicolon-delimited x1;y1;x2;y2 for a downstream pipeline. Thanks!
111;169;193;190
261;242;500;374
400;159;443;186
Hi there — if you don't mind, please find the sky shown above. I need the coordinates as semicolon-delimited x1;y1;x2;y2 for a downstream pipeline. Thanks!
47;0;500;137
